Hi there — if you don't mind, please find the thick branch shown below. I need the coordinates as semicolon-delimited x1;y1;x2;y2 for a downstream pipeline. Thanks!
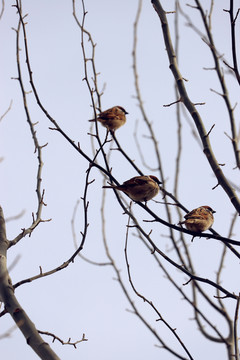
0;207;60;359
151;0;240;213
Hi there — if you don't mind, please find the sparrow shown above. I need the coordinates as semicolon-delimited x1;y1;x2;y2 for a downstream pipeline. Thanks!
102;175;161;202
179;206;216;232
89;106;128;132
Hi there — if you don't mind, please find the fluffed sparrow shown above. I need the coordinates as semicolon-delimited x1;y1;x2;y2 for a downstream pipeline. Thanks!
89;106;128;132
103;175;161;202
179;206;216;232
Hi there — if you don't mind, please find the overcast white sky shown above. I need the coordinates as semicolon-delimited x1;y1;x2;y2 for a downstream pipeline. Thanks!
1;1;240;359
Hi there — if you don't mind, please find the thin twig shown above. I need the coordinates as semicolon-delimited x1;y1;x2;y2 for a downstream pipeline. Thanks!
14;158;94;289
124;209;195;360
0;100;13;122
38;330;87;348
233;294;240;360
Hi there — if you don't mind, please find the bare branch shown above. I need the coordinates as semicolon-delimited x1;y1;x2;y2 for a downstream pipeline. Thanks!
0;206;60;359
0;0;4;20
151;0;240;211
38;330;87;348
14;160;94;289
233;294;240;360
0;100;13;122
124;209;195;360
223;2;240;85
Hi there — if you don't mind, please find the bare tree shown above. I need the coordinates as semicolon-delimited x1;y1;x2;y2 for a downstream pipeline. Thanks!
1;0;240;359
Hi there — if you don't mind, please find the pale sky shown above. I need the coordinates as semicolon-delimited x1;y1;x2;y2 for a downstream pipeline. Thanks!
1;1;240;359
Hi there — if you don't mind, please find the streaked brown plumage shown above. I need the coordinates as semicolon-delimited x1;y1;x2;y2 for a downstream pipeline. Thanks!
179;206;216;232
103;175;161;202
89;106;128;132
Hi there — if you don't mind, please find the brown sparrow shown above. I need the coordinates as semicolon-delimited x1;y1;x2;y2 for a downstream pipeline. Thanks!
103;175;161;202
179;206;216;232
89;106;128;132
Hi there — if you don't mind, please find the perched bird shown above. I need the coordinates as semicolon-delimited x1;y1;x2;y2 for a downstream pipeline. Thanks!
103;175;161;202
179;206;216;232
89;106;128;132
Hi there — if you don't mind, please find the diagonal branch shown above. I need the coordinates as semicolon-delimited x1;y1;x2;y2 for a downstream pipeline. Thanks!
151;0;240;213
124;210;194;360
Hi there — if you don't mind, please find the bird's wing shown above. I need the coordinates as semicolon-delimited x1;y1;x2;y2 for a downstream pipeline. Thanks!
123;176;149;187
98;108;116;120
184;210;202;220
